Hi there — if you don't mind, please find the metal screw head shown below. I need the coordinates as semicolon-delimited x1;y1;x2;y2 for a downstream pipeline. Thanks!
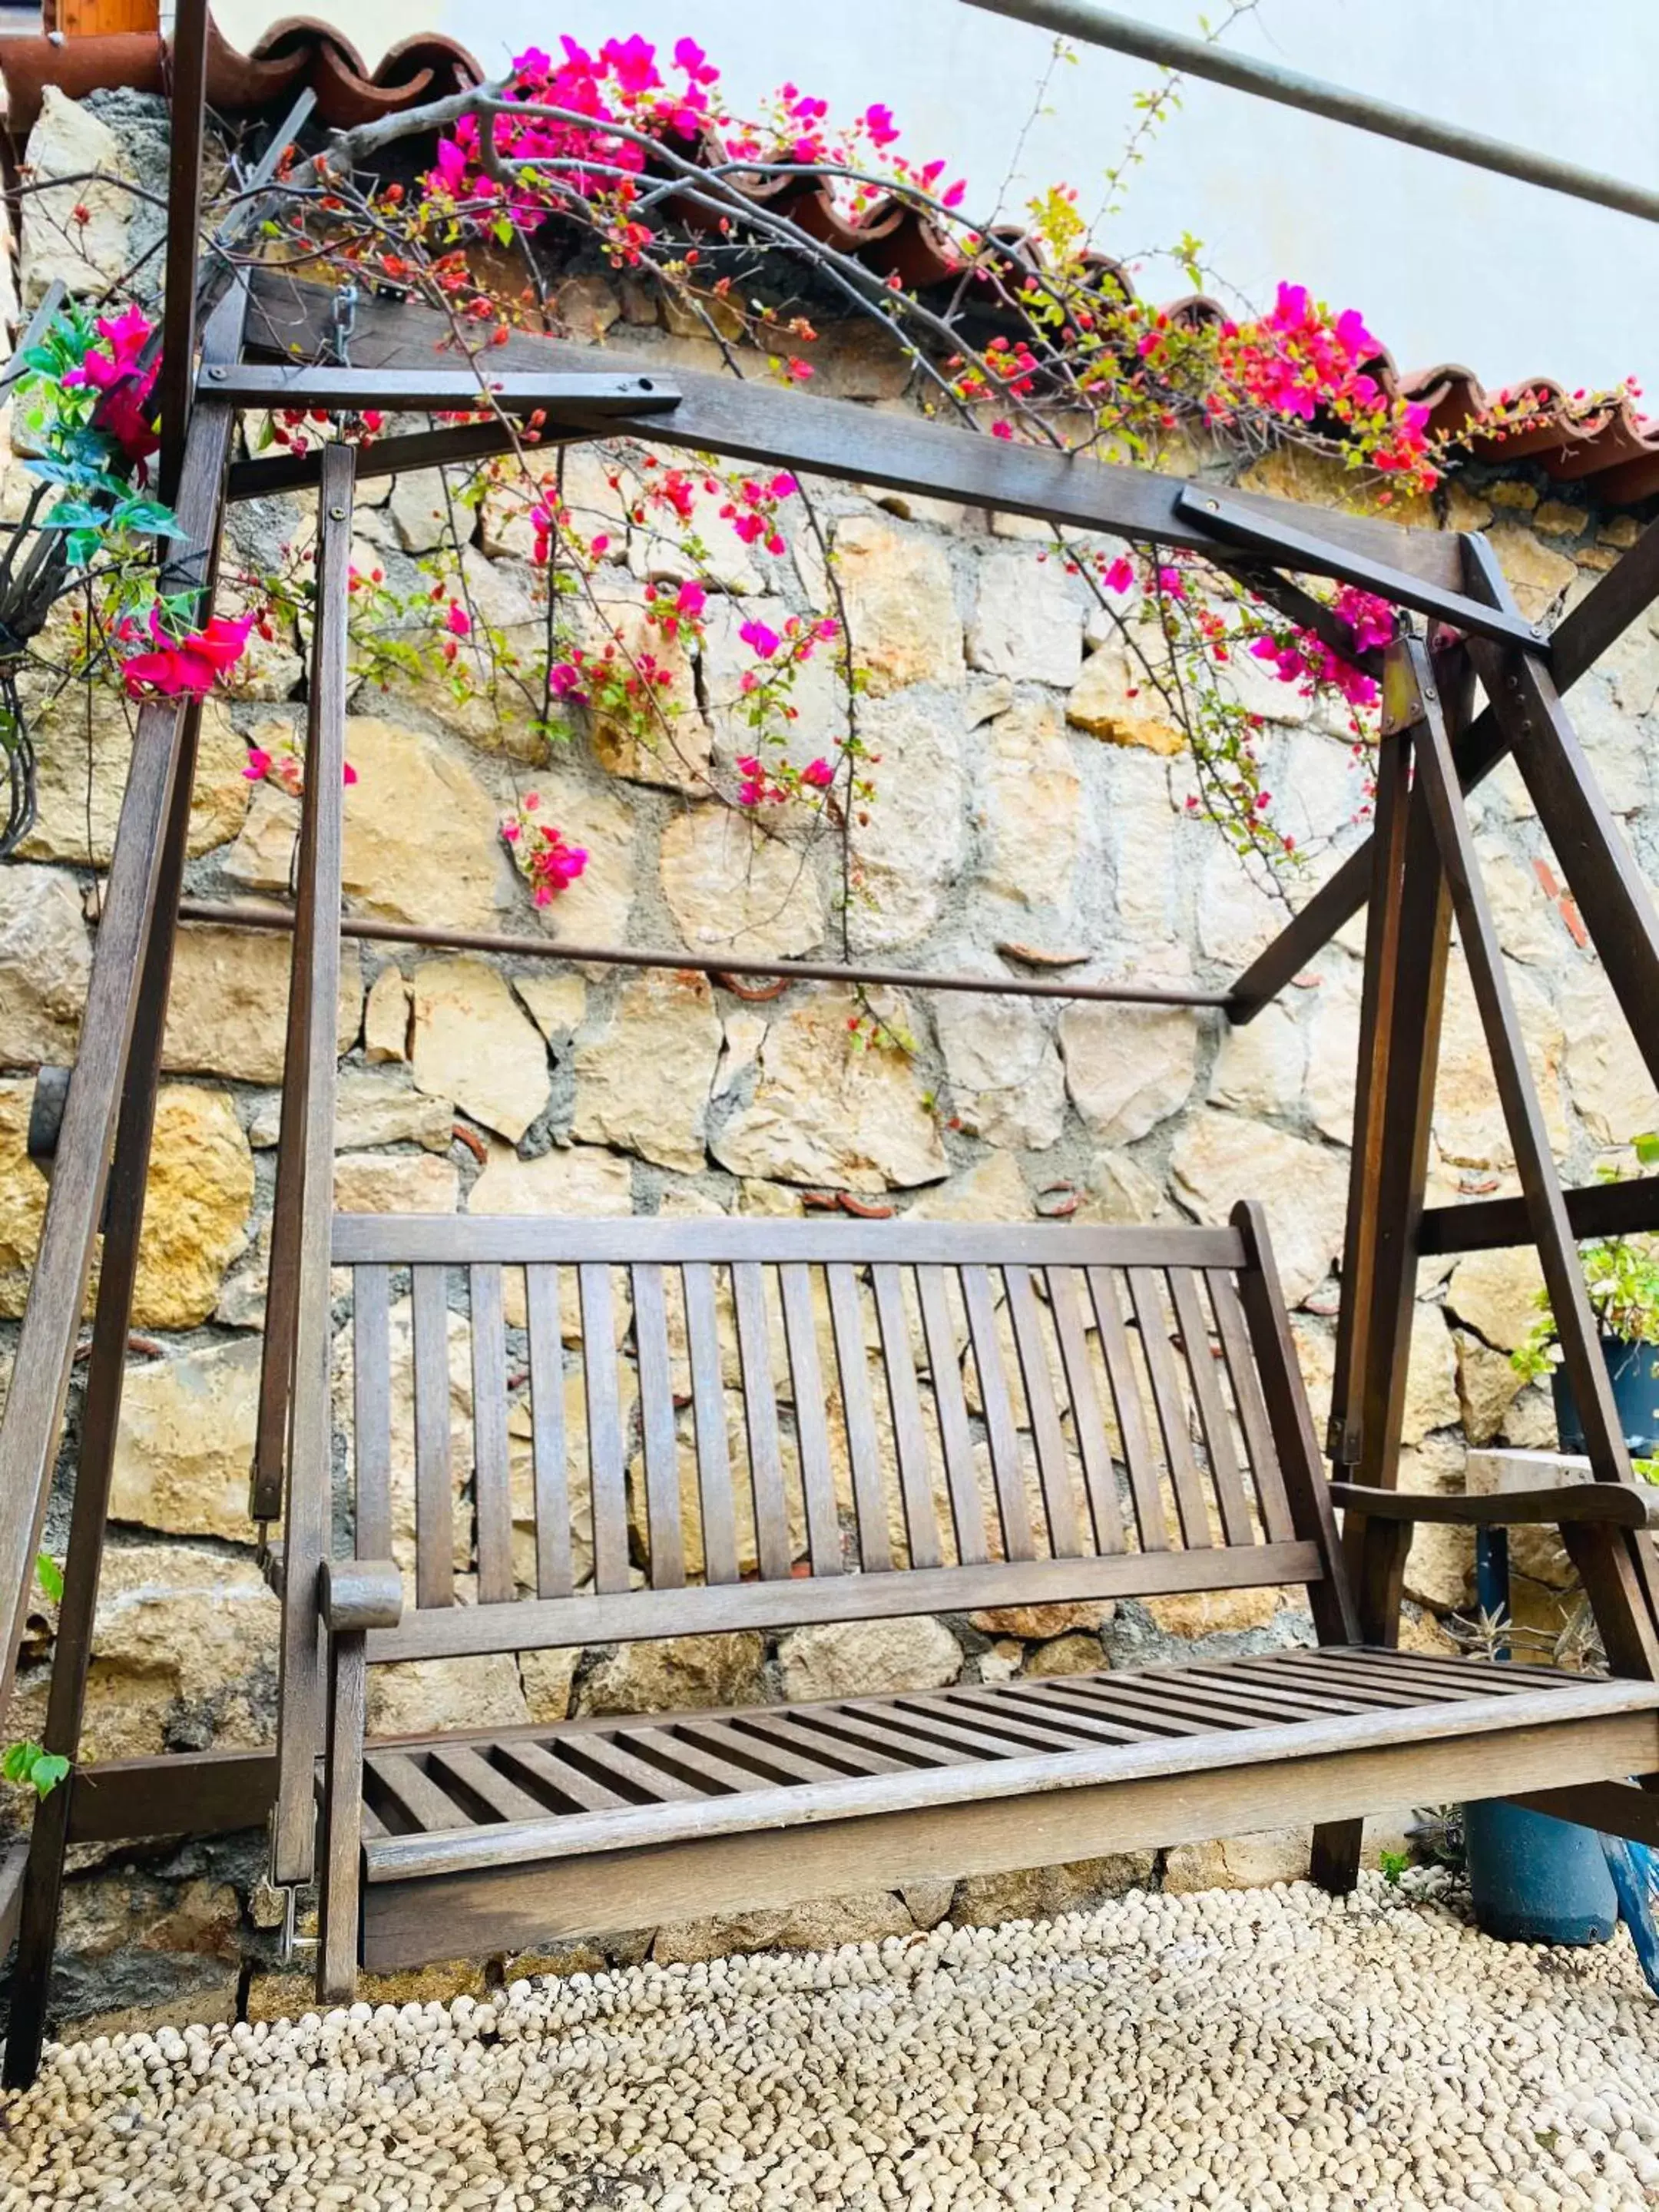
1532;622;1546;637
208;365;227;380
1205;498;1219;512
329;505;346;521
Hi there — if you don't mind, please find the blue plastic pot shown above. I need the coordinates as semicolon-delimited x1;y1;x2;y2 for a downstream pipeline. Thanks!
1552;1334;1659;1457
1464;1799;1618;1946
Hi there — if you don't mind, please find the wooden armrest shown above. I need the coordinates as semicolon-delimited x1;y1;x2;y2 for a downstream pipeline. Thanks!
1329;1481;1659;1530
321;1559;403;1632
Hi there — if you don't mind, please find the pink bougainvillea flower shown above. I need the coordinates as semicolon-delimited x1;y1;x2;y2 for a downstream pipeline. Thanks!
863;101;900;149
445;601;472;637
1103;556;1136;594
242;747;272;783
740;619;781;659
121;610;255;700
800;757;835;788
674;579;707;618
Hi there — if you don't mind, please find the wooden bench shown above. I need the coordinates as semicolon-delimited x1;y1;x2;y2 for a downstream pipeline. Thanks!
300;1200;1659;1998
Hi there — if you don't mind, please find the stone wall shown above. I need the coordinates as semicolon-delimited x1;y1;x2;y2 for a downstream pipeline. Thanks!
4;91;1658;2035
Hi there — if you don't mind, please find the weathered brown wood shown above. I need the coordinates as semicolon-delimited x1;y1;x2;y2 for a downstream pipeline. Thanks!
524;1265;571;1599
1046;1268;1124;1554
1169;1270;1253;1545
827;1263;891;1573
682;1262;740;1585
352;1264;393;1560
779;1263;843;1576
65;1748;279;1845
631;1263;684;1591
322;1561;403;1632
1506;1780;1659;1847
318;1631;367;2002
208;363;680;417
157;0;209;502
1327;720;1412;1475
359;1674;1659;1883
410;1264;454;1611
362;1708;1658;1969
1177;485;1542;651
733;1263;791;1580
962;1267;1034;1561
580;1266;630;1594
470;1265;515;1603
245;268;1469;591
916;1267;987;1565
1129;1269;1210;1548
1005;1264;1081;1557
1420;1176;1659;1255
334;1214;1248;1270
367;1541;1327;1663
1329;1482;1659;1528
872;1267;942;1570
1208;1273;1295;1543
270;446;355;1889
0;363;240;1731
1229;1203;1359;1645
1088;1266;1167;1551
4;693;211;2090
1464;534;1659;1101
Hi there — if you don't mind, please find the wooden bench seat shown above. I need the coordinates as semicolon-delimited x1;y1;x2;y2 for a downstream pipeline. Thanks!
349;1650;1659;1969
280;1203;1659;1997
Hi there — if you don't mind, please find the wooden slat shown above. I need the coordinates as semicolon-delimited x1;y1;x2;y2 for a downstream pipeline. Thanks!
893;1691;1101;1757
1128;1269;1211;1547
1208;1273;1296;1544
493;1739;631;1816
372;1751;469;1836
411;1264;454;1609
682;1262;740;1585
524;1265;572;1601
362;1713;1659;1957
619;1725;770;1797
579;1265;630;1595
1130;1661;1391;1723
800;1704;995;1767
560;1734;707;1804
1004;1264;1082;1558
333;1213;1250;1270
827;1263;892;1573
1168;1270;1254;1546
470;1265;514;1603
779;1263;842;1575
962;1266;1035;1561
873;1267;942;1570
1030;1673;1272;1737
772;1707;966;1770
1012;1677;1260;1741
1046;1267;1124;1555
1199;1655;1468;1713
741;1710;919;1778
631;1263;685;1591
367;1541;1327;1661
733;1263;792;1581
318;1636;366;2002
427;1743;551;1826
947;1684;1147;1746
1087;1267;1167;1551
671;1717;854;1788
916;1266;988;1565
351;1263;392;1560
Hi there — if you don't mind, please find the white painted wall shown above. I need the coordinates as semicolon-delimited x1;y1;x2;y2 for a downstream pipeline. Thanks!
213;0;1659;389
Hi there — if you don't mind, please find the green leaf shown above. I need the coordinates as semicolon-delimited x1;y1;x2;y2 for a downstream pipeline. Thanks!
111;497;185;538
1634;1131;1659;1167
35;1551;63;1602
27;1751;68;1797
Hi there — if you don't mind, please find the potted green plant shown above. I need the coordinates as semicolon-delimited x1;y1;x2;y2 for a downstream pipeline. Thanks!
1510;1141;1659;1458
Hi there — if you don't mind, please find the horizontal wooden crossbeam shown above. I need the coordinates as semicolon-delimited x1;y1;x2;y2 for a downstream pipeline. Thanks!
202;363;681;417
1178;485;1546;653
227;419;588;500
243;268;1469;590
1329;1481;1659;1529
1419;1176;1659;1254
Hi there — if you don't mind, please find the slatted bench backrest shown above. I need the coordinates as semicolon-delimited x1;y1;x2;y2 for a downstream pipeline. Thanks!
330;1204;1353;1667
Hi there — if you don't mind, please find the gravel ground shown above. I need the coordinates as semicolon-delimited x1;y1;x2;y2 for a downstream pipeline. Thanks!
5;1873;1659;2210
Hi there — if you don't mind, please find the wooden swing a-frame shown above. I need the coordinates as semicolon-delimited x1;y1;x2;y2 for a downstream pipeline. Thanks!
7;4;1659;2083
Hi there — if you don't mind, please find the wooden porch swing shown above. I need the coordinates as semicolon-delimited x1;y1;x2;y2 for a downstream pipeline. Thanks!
6;0;1659;2079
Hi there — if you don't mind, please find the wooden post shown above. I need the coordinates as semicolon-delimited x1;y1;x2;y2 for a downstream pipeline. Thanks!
156;0;208;504
270;446;354;1886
